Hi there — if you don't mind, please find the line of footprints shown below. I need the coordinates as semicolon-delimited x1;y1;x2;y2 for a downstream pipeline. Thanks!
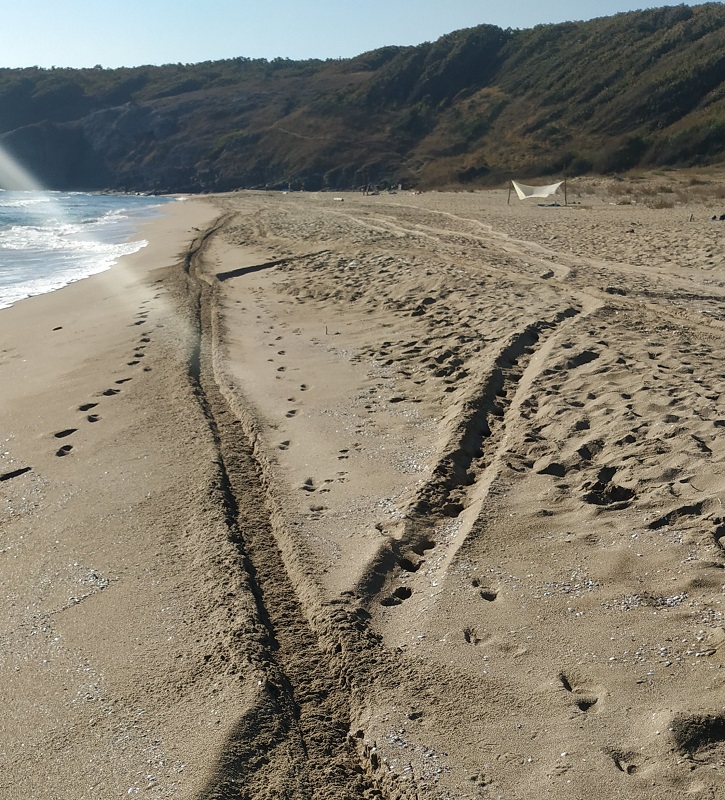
53;305;153;457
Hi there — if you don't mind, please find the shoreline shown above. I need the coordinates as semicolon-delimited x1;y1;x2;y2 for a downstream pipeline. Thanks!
1;196;243;798
0;192;182;312
3;187;725;798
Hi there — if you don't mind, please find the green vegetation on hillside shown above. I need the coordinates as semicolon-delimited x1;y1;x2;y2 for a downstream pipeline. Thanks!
1;3;725;191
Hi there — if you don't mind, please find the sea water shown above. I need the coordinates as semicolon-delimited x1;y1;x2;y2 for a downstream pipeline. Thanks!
0;191;177;310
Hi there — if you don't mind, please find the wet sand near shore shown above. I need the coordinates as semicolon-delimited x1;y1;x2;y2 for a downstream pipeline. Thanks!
2;180;725;799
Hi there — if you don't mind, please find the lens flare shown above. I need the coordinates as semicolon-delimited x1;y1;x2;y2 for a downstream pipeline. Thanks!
0;143;44;191
0;142;171;311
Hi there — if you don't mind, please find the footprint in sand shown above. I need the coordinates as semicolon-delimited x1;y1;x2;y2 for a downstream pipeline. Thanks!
463;627;482;645
87;414;100;423
286;409;297;418
606;749;639;775
671;711;725;765
409;536;436;556
471;578;498;602
115;378;132;385
55;444;73;457
78;403;97;412
380;586;413;607
101;388;121;396
559;672;600;712
54;429;77;439
127;361;140;366
398;557;421;572
278;440;290;451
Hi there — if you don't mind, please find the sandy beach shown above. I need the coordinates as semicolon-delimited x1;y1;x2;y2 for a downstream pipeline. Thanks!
3;178;725;799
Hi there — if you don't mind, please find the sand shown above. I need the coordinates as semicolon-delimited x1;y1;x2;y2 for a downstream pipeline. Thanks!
2;178;725;799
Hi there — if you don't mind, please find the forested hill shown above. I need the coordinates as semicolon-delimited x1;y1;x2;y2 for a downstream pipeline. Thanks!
2;3;725;192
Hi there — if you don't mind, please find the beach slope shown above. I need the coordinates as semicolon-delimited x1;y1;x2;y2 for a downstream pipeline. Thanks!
3;184;725;799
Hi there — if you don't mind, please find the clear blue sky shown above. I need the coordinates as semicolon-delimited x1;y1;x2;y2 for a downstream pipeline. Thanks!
0;1;711;69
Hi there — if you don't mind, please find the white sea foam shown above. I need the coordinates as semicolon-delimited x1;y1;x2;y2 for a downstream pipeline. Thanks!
0;196;52;209
0;191;173;310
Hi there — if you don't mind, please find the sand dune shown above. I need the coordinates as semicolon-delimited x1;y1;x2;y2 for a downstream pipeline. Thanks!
2;181;725;799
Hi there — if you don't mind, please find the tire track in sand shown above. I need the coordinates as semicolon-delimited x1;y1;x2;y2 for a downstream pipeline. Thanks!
354;299;607;606
181;217;418;800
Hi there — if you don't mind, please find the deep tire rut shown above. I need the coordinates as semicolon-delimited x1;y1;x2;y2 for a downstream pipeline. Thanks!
181;222;409;800
355;306;581;601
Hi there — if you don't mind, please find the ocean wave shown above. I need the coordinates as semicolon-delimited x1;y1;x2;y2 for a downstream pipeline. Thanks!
0;223;93;250
0;239;148;309
0;195;53;209
0;191;171;311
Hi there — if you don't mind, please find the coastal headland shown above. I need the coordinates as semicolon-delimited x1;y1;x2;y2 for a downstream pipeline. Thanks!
3;179;725;799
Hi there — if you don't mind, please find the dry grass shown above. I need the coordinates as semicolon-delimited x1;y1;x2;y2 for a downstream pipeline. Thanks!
574;169;725;207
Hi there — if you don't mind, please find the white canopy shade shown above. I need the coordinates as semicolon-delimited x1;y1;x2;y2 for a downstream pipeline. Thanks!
511;180;563;200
